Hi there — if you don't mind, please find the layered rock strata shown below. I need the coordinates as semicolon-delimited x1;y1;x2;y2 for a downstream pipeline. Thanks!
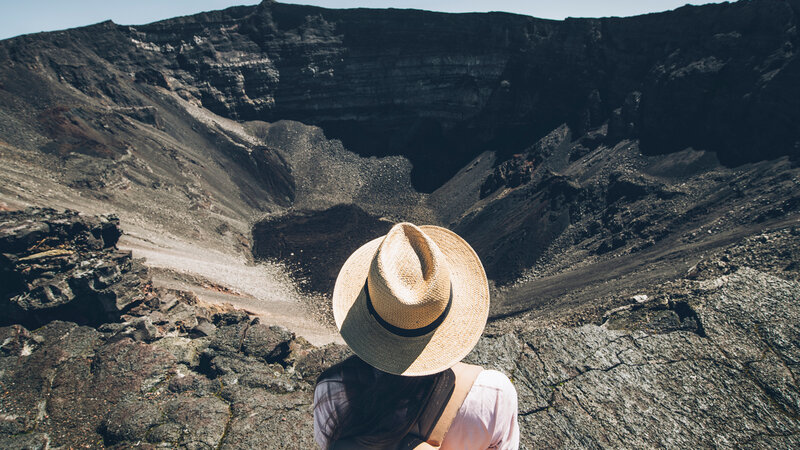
1;1;797;191
0;1;799;447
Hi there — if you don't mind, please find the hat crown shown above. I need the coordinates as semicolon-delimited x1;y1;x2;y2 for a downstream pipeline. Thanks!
368;223;452;330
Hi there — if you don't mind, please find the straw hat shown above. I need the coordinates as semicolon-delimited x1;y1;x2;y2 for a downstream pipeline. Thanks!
332;222;489;376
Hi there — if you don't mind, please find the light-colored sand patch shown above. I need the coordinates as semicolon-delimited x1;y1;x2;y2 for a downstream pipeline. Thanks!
119;230;342;346
150;270;341;346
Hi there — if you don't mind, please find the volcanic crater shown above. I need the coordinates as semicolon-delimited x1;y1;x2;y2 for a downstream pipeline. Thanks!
1;0;800;448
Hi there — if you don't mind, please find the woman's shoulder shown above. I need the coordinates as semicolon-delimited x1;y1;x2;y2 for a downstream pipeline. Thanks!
443;369;518;449
457;369;517;419
472;369;517;395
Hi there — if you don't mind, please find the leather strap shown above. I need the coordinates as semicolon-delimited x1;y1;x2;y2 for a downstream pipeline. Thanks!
425;362;482;447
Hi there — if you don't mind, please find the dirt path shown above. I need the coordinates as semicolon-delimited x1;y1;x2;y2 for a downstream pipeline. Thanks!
118;229;343;346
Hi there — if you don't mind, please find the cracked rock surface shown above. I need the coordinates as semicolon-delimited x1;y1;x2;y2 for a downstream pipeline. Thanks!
468;267;800;448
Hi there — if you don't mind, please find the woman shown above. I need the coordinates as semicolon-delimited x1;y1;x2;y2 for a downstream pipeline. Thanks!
314;223;519;449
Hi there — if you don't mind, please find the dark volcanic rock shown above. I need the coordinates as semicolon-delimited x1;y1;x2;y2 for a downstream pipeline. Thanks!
0;222;349;448
292;342;353;383
0;210;799;448
458;167;585;284
0;208;149;327
457;124;799;294
241;323;294;364
0;316;307;448
0;433;51;450
134;68;170;88
0;0;797;322
0;211;348;447
0;324;44;357
470;268;800;448
1;2;800;448
218;385;317;449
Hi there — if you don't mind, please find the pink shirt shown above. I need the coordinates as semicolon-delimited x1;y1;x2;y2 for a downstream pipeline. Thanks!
313;369;520;449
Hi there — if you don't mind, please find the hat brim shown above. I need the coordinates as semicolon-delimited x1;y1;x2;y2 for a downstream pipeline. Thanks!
332;225;489;376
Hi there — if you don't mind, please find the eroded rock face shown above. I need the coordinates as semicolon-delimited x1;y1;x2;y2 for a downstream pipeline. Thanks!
0;208;148;327
1;1;798;326
1;1;797;191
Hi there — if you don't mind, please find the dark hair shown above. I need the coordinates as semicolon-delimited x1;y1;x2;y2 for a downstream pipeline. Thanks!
315;356;442;448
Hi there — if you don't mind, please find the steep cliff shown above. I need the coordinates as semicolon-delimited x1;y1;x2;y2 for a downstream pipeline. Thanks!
123;0;800;190
1;1;798;284
1;0;798;193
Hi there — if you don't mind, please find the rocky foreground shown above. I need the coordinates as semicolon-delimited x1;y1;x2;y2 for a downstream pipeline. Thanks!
0;209;349;449
2;209;799;449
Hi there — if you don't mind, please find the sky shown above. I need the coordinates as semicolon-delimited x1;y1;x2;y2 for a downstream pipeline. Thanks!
0;0;732;41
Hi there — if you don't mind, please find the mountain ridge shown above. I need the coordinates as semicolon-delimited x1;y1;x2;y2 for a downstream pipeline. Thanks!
3;0;797;191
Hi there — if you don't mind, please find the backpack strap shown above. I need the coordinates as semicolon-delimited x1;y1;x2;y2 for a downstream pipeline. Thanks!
425;362;482;446
398;362;483;449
